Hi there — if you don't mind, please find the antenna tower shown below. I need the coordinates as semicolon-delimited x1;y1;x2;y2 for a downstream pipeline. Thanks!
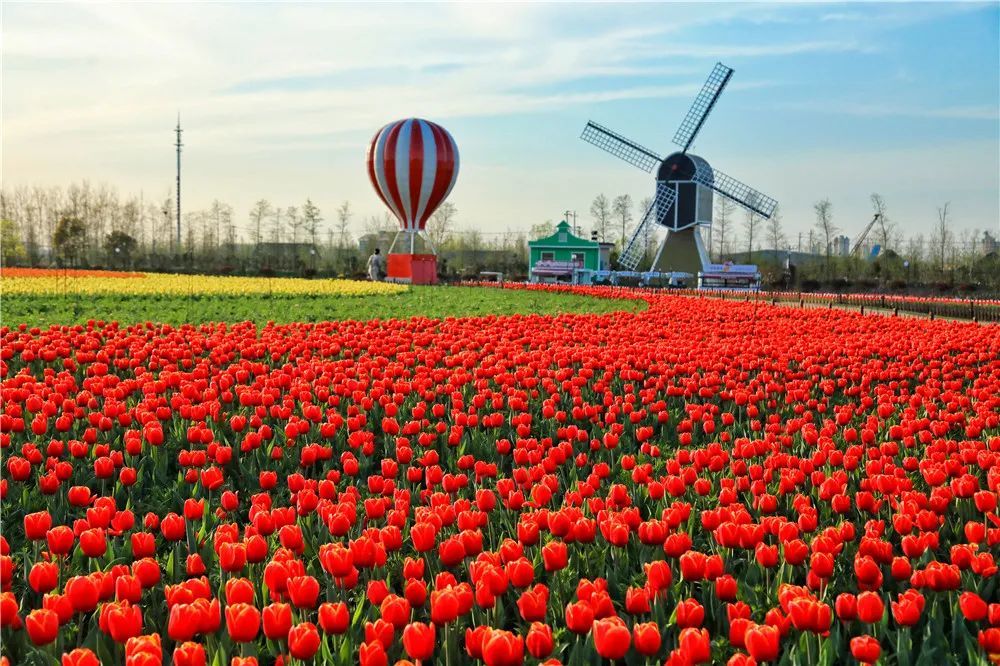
175;115;183;250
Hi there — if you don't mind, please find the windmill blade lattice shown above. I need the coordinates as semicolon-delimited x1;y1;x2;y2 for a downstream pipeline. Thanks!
618;184;678;270
581;121;661;173
672;63;734;153
692;163;776;219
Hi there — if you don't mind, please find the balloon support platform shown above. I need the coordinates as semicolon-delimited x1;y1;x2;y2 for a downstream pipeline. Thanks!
387;254;438;285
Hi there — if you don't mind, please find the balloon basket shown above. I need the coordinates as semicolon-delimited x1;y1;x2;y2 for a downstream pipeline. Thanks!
387;254;438;285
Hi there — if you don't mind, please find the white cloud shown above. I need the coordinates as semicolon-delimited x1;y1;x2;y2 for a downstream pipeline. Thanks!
2;2;996;242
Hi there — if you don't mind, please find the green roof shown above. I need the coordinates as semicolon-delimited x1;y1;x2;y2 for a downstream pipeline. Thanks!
528;220;599;249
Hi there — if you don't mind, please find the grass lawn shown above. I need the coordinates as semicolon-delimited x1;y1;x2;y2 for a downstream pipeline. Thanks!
1;285;643;327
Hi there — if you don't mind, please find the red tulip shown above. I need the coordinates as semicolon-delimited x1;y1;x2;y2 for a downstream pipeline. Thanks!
43;593;72;626
225;603;260;642
160;513;186;541
65;575;99;612
286;575;320;609
61;648;100;666
565;601;595;634
46;526;75;556
979;628;1000;654
744;623;780;662
516;584;548;622
102;601;143;643
856;592;884;624
168;603;201;642
318;601;350;634
430;588;459;625
359;640;388;666
850;635;881;663
26;608;59;645
526;622;554;659
481;628;524;666
835;593;857;621
679;627;712;664
788;598;831;633
262;603;292;640
676;598;705;627
402;621;435;661
593;617;630;660
29;561;59;594
124;633;162;665
173;642;206;666
225;578;255;606
891;590;924;626
959;592;988;621
24;511;52;540
380;594;412;628
218;542;247;573
288;622;320;660
365;618;394;649
633;621;662;656
541;541;567;572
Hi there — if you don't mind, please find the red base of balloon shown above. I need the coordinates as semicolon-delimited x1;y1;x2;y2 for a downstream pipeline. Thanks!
386;254;438;285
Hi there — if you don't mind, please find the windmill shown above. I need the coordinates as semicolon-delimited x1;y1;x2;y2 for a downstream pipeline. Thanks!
581;62;777;275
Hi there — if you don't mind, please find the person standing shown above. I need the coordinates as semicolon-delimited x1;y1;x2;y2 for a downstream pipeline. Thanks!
367;248;384;281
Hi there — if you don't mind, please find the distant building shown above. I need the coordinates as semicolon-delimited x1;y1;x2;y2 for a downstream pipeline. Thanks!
832;235;851;257
983;231;999;256
358;231;397;255
528;220;611;282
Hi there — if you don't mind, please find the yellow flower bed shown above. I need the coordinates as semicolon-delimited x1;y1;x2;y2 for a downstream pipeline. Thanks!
0;273;407;297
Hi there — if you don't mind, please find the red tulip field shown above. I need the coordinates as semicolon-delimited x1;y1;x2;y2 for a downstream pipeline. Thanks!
1;283;998;666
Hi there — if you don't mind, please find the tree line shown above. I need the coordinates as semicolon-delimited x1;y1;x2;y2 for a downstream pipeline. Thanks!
0;183;532;279
1;182;996;289
583;190;998;290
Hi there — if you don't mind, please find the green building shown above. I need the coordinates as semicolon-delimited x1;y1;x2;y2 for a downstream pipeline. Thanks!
528;221;611;282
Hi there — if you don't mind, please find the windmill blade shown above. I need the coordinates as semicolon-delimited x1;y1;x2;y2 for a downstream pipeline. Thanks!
672;62;734;153
581;121;661;173
618;184;677;270
692;162;777;219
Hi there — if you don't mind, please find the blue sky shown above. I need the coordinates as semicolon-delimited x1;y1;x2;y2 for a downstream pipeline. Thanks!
4;2;998;242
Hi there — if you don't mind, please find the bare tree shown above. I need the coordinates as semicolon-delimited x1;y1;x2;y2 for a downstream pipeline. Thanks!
931;202;951;270
302;199;323;248
427;201;456;249
183;212;198;255
249;199;272;247
611;194;633;249
766;204;784;257
714;196;735;260
364;211;396;235
906;234;925;263
590;194;612;242
220;203;236;251
813;199;837;278
529;220;556;239
207;200;230;251
334;201;351;249
870;193;895;253
270;207;283;244
286;206;302;245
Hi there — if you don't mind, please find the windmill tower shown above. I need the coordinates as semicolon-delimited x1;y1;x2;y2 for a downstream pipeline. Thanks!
581;63;777;275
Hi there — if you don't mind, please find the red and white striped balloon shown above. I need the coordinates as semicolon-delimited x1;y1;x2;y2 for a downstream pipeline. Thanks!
367;118;459;232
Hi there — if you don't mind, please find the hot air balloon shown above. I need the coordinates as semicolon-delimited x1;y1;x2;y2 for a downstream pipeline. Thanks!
367;118;459;284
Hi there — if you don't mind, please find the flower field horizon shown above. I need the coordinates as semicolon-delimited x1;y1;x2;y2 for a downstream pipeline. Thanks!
0;272;642;327
1;281;998;665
